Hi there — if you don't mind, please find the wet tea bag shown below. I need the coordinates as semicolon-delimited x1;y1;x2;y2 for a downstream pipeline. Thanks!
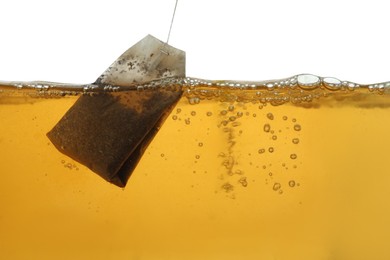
47;35;185;187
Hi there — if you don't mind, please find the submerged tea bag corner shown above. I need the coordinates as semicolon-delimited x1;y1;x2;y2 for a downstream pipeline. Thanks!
47;35;185;187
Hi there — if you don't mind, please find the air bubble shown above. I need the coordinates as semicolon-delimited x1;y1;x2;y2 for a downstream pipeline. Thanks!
185;118;191;125
176;108;182;114
220;110;228;116
323;77;341;90
258;148;265;154
290;154;297;160
195;155;200;159
268;147;274;153
273;182;281;191
191;111;196;116
160;153;165;157
292;138;299;144
294;124;301;131
266;113;274;120
228;105;235;111
172;115;178;120
229;116;236;121
263;124;271;132
272;135;277;140
297;74;320;89
282;116;288;120
236;111;243;117
198;142;203;147
206;111;213;116
289;180;296;187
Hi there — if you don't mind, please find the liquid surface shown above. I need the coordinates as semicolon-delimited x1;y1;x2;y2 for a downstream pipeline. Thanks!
1;75;390;259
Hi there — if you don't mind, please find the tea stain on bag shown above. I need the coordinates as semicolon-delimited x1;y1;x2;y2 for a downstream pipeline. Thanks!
47;35;185;187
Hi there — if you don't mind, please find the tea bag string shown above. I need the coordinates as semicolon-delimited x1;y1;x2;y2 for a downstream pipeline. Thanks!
166;0;179;44
160;0;179;55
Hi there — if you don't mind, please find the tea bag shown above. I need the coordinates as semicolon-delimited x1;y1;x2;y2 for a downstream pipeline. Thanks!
47;35;185;187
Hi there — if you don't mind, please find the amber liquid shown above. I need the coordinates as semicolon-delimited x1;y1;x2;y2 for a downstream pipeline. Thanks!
1;91;390;259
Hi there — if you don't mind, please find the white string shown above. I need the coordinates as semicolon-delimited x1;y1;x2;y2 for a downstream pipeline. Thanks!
166;0;179;44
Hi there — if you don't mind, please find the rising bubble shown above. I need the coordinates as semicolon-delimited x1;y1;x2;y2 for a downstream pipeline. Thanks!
263;124;271;132
294;124;301;131
273;182;281;191
292;138;300;144
267;113;274;120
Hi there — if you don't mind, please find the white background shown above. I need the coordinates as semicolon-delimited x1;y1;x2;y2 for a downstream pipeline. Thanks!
0;0;389;84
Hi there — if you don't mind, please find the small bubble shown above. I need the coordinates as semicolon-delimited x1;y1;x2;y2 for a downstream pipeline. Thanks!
273;182;281;191
294;124;301;131
263;124;271;132
195;155;200;159
228;105;235;111
220;110;228;116
262;165;267;169
258;105;263;109
290;154;297;160
269;172;273;176
64;163;73;169
272;135;277;140
289;180;296;187
221;120;228;126
258;148;265;154
161;153;165;157
236;111;243;117
191;111;196;116
185;118;191;125
239;177;248;187
282;116;288;120
278;190;283;194
292;118;297;123
268;147;274;153
61;160;65;164
266;113;274;120
206;111;213;116
229;116;236;121
172;115;178;120
253;113;257;117
198;142;203;147
292;138;300;144
176;108;182;114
